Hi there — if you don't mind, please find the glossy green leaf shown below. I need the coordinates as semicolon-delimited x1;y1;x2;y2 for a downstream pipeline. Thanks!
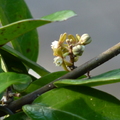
1;45;50;76
24;71;68;94
23;103;86;120
0;68;4;73
0;48;32;91
13;81;32;92
0;0;39;61
23;86;120;120
0;49;28;74
0;92;4;100
54;69;120;87
24;71;86;94
0;10;76;46
5;112;31;120
0;56;4;73
0;47;36;82
41;10;77;21
0;72;32;93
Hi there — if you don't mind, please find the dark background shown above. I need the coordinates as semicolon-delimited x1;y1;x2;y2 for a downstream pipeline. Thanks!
25;0;120;99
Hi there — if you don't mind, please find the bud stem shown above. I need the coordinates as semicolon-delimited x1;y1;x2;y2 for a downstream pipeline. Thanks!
62;61;70;71
68;45;76;70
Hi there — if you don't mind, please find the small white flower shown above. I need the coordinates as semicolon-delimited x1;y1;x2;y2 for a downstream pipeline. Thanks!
51;41;59;49
53;56;63;66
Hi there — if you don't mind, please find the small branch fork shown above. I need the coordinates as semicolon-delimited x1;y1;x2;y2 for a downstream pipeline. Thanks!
0;42;120;117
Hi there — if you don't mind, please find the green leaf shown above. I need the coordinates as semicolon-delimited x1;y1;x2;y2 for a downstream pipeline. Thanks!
0;0;39;62
1;45;50;76
4;112;31;120
23;86;120;120
23;103;85;120
54;69;120;87
0;47;37;82
24;71;86;94
0;10;76;46
24;71;68;94
41;10;77;21
0;48;28;74
0;19;50;46
0;72;32;93
13;81;32;92
0;92;4;100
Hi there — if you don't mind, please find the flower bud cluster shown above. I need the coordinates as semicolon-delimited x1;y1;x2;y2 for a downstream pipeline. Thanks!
51;33;92;71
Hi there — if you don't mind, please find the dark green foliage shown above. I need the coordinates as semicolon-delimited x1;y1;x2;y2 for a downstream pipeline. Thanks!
0;1;119;120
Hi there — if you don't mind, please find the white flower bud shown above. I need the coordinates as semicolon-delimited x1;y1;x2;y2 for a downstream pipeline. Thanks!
80;34;92;45
72;45;85;56
66;39;70;43
69;39;73;43
53;56;63;66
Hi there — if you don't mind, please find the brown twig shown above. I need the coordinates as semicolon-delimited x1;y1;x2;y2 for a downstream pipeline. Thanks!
68;45;75;70
0;42;120;116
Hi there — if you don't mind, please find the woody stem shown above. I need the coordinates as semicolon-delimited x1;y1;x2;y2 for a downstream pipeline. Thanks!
69;45;76;70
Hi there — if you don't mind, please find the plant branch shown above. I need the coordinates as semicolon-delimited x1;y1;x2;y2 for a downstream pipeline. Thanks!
0;42;120;116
